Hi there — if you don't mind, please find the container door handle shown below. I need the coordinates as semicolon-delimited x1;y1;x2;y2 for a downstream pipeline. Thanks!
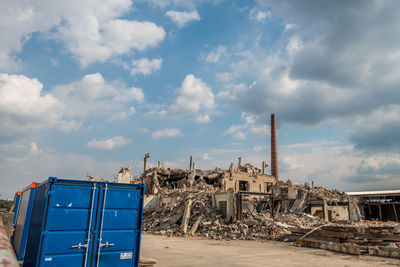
100;241;115;248
72;242;88;249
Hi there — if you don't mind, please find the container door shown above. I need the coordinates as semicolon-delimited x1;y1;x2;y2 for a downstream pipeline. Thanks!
95;185;143;267
12;193;21;226
38;183;98;267
12;189;32;260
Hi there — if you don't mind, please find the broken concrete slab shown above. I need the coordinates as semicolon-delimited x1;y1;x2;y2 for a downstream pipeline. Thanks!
181;199;192;234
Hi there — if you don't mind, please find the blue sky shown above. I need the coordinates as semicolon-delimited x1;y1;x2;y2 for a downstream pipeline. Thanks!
1;0;400;198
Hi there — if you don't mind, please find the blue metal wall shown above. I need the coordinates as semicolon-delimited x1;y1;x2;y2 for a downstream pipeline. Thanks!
23;178;145;267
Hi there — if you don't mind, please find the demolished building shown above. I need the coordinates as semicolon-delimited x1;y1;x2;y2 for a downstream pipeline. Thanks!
95;113;400;259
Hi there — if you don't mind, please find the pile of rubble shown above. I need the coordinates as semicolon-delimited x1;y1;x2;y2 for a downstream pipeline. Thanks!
142;180;400;259
142;182;325;241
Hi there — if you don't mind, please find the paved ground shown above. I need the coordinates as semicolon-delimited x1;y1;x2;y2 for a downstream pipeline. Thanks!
141;234;400;267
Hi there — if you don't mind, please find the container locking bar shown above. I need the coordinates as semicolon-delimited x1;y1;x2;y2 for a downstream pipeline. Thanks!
83;183;97;267
99;241;115;248
96;184;108;267
72;242;88;249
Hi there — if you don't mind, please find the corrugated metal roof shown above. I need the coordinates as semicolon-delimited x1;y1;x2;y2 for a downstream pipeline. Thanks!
346;190;400;196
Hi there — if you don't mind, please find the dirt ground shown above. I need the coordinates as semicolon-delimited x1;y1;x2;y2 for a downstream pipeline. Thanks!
140;234;400;267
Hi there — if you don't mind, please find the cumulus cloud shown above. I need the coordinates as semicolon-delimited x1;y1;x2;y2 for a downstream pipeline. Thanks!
249;7;271;22
57;120;83;133
29;142;40;154
165;10;200;28
168;74;215;119
86;136;131;150
217;0;400;156
0;72;145;141
0;73;61;140
0;142;127;198
195;114;211;123
152;128;182;138
52;73;144;119
350;106;400;151
202;153;213;161
224;112;269;140
131;58;163;76
205;46;226;63
342;154;400;183
0;1;165;68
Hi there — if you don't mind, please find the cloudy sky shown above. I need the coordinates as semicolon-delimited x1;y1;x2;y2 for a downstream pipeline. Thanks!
1;0;399;198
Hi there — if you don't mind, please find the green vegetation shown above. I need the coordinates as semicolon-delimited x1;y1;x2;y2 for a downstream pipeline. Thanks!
0;200;13;211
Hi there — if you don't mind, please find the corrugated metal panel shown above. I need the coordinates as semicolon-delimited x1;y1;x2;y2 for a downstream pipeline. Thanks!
11;183;37;261
23;177;145;267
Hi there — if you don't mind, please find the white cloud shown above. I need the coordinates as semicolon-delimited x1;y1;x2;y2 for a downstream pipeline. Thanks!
57;120;83;133
52;73;144;119
249;8;271;22
30;142;40;154
250;125;268;136
0;72;143;140
109;106;136;121
86;136;131;150
165;10;200;28
216;72;234;82
169;74;215;116
0;73;61;140
152;128;182;138
234;132;246;140
0;142;127;198
138;128;150;133
224;112;269;140
0;1;166;68
202;153;213;161
205;46;226;63
131;58;163;76
195;114;211;123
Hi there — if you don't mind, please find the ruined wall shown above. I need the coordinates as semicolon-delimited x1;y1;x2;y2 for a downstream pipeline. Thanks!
221;171;275;193
326;205;349;221
213;191;235;221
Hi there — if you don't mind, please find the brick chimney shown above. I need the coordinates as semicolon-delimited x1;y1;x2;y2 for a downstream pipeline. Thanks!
270;114;279;181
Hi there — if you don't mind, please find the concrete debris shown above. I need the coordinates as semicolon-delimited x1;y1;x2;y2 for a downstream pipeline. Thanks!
143;184;324;241
139;257;157;267
142;177;400;260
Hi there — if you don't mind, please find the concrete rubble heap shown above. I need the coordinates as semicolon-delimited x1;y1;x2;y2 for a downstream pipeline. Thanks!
140;164;400;259
142;179;338;241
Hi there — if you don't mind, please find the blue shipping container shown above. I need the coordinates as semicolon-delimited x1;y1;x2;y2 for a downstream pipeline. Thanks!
12;182;38;261
23;177;145;267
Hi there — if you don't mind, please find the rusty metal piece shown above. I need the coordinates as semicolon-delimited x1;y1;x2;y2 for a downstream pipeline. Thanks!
296;239;361;255
0;218;18;267
270;114;279;181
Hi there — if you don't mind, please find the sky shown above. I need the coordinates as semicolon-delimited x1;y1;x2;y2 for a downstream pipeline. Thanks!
1;0;399;198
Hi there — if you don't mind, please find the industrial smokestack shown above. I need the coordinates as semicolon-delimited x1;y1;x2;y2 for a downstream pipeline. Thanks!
270;114;279;181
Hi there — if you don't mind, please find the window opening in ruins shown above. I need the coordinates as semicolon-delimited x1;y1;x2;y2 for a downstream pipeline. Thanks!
265;182;272;192
239;180;249;191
